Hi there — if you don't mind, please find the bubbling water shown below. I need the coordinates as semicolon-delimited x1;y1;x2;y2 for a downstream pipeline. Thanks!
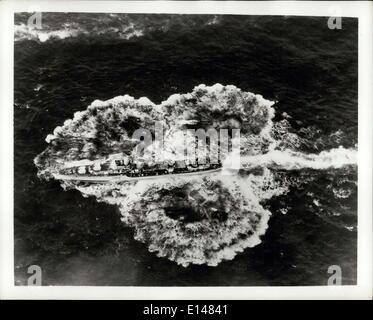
74;170;285;266
34;84;357;266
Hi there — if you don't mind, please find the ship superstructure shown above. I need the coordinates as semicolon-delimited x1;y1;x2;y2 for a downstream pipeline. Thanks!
55;153;222;182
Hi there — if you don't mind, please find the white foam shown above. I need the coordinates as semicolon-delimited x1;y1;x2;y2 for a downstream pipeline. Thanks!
14;22;144;42
241;146;357;170
35;84;357;267
75;170;279;267
15;24;79;42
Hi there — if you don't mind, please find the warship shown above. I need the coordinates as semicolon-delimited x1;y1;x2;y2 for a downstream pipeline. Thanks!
54;155;223;183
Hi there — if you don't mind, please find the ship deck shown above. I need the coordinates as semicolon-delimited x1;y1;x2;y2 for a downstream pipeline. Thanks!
53;167;222;183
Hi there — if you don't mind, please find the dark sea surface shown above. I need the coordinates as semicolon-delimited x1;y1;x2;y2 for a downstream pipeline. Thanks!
14;13;357;286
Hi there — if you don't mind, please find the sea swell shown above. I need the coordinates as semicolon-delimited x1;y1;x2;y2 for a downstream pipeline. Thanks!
34;84;357;266
14;13;222;43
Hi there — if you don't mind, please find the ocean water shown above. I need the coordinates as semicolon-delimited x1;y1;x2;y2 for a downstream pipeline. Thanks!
14;13;357;286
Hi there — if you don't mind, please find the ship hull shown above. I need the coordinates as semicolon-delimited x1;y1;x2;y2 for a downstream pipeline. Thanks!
54;167;222;183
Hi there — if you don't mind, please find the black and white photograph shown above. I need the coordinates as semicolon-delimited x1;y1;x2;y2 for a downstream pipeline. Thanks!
0;1;372;300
